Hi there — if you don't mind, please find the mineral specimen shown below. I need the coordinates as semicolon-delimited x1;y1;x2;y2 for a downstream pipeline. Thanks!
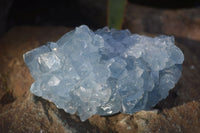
23;25;184;121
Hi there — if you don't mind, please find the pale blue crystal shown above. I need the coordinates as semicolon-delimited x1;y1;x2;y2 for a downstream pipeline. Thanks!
23;25;184;121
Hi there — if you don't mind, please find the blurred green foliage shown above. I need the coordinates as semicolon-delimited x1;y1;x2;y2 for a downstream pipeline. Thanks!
108;0;127;29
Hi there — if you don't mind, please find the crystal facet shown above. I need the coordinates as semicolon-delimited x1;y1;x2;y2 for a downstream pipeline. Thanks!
23;25;184;121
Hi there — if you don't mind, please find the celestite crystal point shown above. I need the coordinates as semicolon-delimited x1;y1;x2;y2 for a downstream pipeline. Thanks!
23;25;184;121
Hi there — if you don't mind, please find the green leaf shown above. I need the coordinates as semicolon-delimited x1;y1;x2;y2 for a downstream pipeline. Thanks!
108;0;127;29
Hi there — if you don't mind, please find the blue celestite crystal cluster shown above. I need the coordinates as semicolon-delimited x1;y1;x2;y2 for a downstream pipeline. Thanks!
23;25;184;121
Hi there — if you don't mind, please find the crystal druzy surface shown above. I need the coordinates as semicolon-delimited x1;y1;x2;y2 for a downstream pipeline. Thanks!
23;25;184;121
